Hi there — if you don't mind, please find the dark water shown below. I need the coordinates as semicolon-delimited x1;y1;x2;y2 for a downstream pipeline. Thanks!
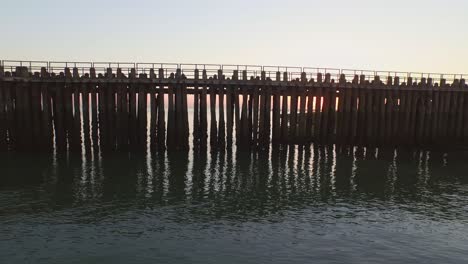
1;146;468;263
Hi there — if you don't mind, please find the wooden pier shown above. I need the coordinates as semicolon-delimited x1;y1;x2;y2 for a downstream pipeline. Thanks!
0;61;467;152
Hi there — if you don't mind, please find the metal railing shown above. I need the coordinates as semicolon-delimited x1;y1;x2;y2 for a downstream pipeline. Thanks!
1;60;467;84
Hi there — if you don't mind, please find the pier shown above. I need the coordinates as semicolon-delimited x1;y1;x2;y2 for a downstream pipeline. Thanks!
0;60;467;152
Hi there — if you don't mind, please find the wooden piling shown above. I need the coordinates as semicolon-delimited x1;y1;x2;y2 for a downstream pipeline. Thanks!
2;65;468;152
218;70;226;147
298;74;307;143
200;70;208;148
30;81;41;150
89;69;98;151
314;73;323;142
0;80;6;150
209;78;218;148
272;76;281;144
157;69;166;150
193;69;200;147
53;80;67;151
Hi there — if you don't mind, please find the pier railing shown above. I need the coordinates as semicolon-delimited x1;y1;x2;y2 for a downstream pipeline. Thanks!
1;60;467;84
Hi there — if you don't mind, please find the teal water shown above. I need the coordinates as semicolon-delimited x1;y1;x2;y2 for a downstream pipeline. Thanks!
1;146;468;263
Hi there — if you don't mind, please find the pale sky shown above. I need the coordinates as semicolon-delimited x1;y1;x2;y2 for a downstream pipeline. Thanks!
2;0;467;74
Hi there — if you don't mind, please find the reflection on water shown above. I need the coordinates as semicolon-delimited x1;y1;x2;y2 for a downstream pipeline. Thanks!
1;146;468;263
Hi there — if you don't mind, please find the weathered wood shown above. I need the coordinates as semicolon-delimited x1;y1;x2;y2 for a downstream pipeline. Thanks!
200;71;208;147
90;70;99;151
349;81;358;145
240;85;249;147
107;78;117;151
30;82;41;150
247;86;253;144
193;85;200;146
384;77;393;144
3;66;468;151
289;85;298;142
233;85;240;145
463;81;468;144
53;81;67;151
157;82;166;150
408;82;418;146
272;85;281;144
14;80;24;149
218;75;226;147
182;82;190;149
82;81;91;151
263;84;272;147
356;75;367;145
431;83;440;143
167;80;176;149
366;80;376;145
377;79;387;145
320;76;331;142
139;78;148;150
391;78;401;145
280;84;289;143
4;81;15;150
415;82;426;146
40;82;53;151
314;73;323;142
225;82;233;146
209;80;218;148
298;85;307;144
63;69;75;150
0;81;6;150
335;77;346;144
71;81;82;151
342;81;352;144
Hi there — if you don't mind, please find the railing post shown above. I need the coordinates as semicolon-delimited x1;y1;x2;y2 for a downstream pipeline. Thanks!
276;71;281;82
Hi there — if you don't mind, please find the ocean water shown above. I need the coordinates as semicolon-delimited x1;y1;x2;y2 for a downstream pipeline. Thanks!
1;146;468;263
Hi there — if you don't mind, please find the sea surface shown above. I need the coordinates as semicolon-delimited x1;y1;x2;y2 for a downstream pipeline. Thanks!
1;146;468;264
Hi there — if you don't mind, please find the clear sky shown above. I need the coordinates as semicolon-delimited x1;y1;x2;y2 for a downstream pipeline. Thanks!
2;0;467;74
